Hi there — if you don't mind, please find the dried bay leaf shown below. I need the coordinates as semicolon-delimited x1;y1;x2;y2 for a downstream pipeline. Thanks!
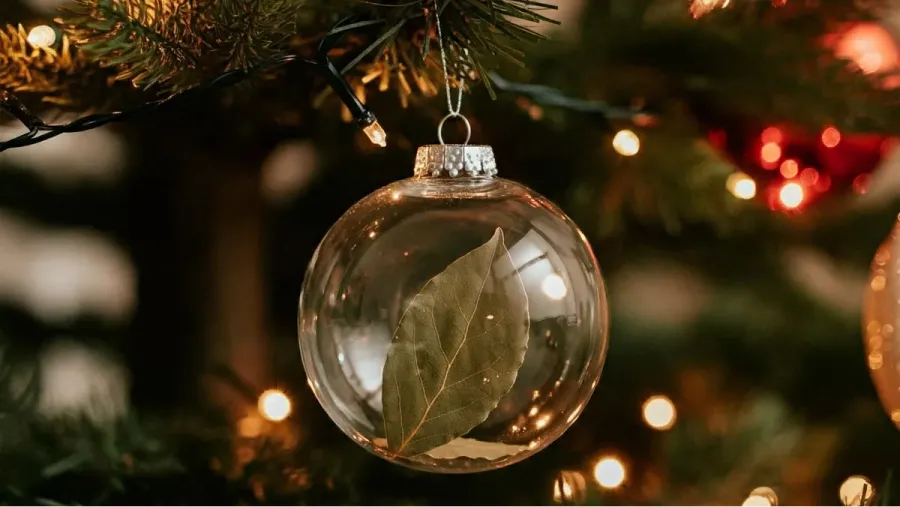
382;228;529;457
424;438;529;460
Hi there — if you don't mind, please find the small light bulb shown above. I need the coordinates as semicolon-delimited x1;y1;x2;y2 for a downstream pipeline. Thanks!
779;182;804;209
27;25;57;49
726;172;757;200
363;121;387;148
642;395;677;430
612;130;640;156
593;456;626;489
541;274;568;300
743;487;778;506
840;475;875;506
258;389;292;422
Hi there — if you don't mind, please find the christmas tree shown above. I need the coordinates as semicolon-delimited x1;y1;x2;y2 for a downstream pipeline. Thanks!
2;0;900;504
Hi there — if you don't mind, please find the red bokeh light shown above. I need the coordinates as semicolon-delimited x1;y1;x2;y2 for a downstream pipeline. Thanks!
835;23;899;75
780;159;799;178
761;127;783;144
821;127;841;148
760;142;782;167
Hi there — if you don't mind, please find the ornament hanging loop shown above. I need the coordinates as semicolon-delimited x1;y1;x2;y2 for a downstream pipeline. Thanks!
438;113;472;145
433;0;472;144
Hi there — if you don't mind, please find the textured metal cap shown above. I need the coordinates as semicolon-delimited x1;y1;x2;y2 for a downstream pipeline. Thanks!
414;145;498;178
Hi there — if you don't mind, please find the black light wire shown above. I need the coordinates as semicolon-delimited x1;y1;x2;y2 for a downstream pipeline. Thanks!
0;17;384;153
0;17;651;153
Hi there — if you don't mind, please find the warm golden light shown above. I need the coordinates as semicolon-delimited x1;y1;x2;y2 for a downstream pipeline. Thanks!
761;142;782;165
363;121;387;147
690;0;731;18
726;172;757;200
642;395;677;430
553;471;587;505
822;127;842;148
840;475;875;506
27;25;57;49
612;130;640;156
779;159;799;179
743;487;778;506
779;182;804;209
593;456;626;489
535;414;552;430
238;415;264;437
541;274;568;300
258;389;292;422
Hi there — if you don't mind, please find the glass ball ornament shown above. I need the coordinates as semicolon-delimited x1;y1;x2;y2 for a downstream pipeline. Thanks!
864;215;900;430
298;144;608;473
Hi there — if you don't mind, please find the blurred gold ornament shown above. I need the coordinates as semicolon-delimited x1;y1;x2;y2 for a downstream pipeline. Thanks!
864;216;900;431
690;0;731;19
593;456;626;489
612;130;640;156
258;389;292;422
553;470;587;505
742;486;779;506
840;475;876;506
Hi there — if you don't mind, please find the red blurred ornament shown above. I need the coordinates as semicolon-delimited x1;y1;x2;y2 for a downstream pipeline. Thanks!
833;22;899;75
708;123;889;211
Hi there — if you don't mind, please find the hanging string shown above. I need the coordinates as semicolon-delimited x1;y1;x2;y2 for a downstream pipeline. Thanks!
433;0;465;117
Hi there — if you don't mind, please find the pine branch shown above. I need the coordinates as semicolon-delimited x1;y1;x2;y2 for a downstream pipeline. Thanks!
61;0;212;91
0;25;98;106
210;0;297;70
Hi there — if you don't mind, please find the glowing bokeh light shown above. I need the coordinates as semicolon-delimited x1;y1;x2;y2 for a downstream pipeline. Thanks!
642;395;677;430
258;389;292;422
593;456;626;489
760;142;782;166
742;487;778;507
27;25;56;48
840;476;875;506
779;182;805;209
779;159;799;179
760;127;783;144
726;172;757;200
822;127;842;148
836;23;898;75
612;130;641;156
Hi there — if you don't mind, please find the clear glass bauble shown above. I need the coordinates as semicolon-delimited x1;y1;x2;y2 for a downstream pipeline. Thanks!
864;216;900;431
298;145;609;473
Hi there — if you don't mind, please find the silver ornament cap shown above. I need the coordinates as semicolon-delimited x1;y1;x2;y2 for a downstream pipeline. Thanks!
414;145;498;179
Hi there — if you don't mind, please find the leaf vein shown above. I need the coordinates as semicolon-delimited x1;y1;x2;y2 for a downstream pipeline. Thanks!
395;234;501;452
